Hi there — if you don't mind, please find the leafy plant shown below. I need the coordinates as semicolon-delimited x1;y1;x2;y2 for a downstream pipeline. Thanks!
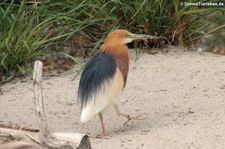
0;0;224;80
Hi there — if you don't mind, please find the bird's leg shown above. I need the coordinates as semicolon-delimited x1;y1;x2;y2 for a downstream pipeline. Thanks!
98;113;107;135
114;105;143;126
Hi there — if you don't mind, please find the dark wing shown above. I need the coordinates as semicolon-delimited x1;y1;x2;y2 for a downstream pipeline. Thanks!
78;52;116;108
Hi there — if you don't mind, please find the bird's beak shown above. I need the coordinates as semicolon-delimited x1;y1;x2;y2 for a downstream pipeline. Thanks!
129;33;160;41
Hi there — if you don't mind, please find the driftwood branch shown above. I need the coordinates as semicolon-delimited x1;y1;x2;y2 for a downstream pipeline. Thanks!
0;128;39;149
33;60;50;139
0;60;91;149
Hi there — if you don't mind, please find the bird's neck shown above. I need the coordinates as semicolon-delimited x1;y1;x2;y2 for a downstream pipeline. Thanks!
100;43;129;63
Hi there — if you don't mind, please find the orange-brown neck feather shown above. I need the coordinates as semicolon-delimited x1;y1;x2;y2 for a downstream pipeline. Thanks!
100;42;128;63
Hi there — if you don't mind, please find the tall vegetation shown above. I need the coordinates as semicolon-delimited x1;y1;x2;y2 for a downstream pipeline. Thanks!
0;0;224;79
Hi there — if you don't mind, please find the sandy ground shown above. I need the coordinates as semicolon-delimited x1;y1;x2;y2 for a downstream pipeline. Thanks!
1;48;225;149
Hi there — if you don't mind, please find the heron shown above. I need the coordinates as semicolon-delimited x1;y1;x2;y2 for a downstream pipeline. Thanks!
78;29;158;135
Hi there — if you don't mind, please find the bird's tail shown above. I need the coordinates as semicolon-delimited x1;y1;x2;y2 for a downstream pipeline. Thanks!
80;96;108;123
80;106;96;123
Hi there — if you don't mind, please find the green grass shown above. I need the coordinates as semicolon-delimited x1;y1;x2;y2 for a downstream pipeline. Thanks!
0;0;224;80
0;1;61;77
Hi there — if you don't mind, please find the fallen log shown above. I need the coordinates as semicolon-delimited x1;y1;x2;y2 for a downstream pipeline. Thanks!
0;60;91;149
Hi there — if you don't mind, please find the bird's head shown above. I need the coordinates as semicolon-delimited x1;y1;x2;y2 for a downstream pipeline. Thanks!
103;29;154;46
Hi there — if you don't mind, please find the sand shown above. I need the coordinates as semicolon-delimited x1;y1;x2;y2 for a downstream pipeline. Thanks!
1;48;225;149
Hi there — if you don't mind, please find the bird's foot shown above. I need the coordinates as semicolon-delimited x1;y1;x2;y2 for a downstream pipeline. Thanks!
96;132;111;139
124;114;146;126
